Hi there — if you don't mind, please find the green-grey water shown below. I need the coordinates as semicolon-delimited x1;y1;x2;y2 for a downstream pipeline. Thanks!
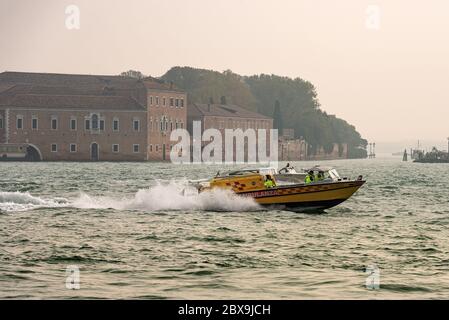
1;158;449;299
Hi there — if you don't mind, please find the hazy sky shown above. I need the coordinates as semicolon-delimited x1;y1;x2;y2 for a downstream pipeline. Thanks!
1;0;448;145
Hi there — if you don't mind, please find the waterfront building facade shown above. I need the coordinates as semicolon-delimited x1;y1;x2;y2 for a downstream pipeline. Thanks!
0;94;147;161
187;102;274;162
0;71;187;161
145;82;187;161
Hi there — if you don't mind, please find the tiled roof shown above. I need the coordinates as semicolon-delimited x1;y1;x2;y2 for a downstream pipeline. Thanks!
0;71;143;90
0;84;101;96
0;94;145;111
0;72;183;93
0;72;186;111
142;78;183;92
0;83;15;93
189;103;272;120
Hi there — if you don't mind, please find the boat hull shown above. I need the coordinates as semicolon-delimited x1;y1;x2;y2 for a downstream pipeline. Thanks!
237;180;365;212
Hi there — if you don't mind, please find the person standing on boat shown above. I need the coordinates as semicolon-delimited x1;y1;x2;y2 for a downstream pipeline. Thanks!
305;170;315;184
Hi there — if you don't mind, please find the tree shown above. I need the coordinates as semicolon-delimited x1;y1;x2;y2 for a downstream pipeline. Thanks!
120;70;145;79
273;100;283;132
161;67;368;158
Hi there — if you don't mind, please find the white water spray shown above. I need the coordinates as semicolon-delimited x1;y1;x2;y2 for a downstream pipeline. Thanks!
0;191;68;212
72;181;261;212
0;181;261;213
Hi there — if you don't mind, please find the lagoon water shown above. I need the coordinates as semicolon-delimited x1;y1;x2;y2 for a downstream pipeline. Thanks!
1;158;449;299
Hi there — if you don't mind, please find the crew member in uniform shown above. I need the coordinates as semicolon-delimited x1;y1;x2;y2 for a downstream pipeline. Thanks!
264;175;275;188
305;170;315;184
315;170;325;182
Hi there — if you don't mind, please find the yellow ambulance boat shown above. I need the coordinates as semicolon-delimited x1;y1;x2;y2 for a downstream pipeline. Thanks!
194;166;365;212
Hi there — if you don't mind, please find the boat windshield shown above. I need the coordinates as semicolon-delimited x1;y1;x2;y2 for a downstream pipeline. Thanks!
328;169;341;180
222;168;278;177
259;168;278;175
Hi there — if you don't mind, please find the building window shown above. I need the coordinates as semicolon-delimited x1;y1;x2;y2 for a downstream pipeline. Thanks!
70;118;77;131
100;119;105;131
156;145;159;152
170;144;173;151
170;98;174;107
170;121;173;131
133;119;140;132
149;144;153;152
32;117;38;130
163;97;166;106
180;99;184;108
133;144;139;153
51;117;58;130
16;116;23;129
175;99;179;108
112;144;119;153
156;96;159;105
70;144;77;153
85;119;90;130
51;144;57;152
91;114;99;130
149;96;153;105
0;116;3;129
180;121;184;129
113;118;119;131
160;118;164;132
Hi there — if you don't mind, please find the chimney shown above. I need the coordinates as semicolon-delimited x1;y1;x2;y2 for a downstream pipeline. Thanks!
208;103;211;112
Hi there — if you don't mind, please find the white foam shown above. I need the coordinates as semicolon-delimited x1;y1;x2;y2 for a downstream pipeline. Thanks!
1;181;262;213
0;191;68;212
71;181;261;212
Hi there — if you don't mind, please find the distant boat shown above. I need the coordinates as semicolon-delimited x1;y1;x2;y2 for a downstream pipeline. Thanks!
413;147;449;163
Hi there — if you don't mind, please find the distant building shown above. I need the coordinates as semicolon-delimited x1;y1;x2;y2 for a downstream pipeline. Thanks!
145;81;187;161
281;128;295;140
187;102;273;161
308;143;348;160
278;128;349;161
0;94;147;161
0;71;187;161
278;129;308;161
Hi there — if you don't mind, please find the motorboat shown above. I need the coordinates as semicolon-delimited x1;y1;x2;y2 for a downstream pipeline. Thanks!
193;166;365;212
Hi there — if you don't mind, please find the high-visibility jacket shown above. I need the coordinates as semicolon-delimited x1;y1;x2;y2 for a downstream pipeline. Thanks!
305;174;314;184
264;180;274;188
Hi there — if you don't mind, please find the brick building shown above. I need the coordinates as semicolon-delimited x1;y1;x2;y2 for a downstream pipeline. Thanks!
0;94;146;161
0;71;187;161
145;82;187;161
187;102;273;161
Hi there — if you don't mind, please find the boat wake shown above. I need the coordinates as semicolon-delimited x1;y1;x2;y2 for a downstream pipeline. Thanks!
0;181;262;213
72;181;261;212
0;191;68;212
